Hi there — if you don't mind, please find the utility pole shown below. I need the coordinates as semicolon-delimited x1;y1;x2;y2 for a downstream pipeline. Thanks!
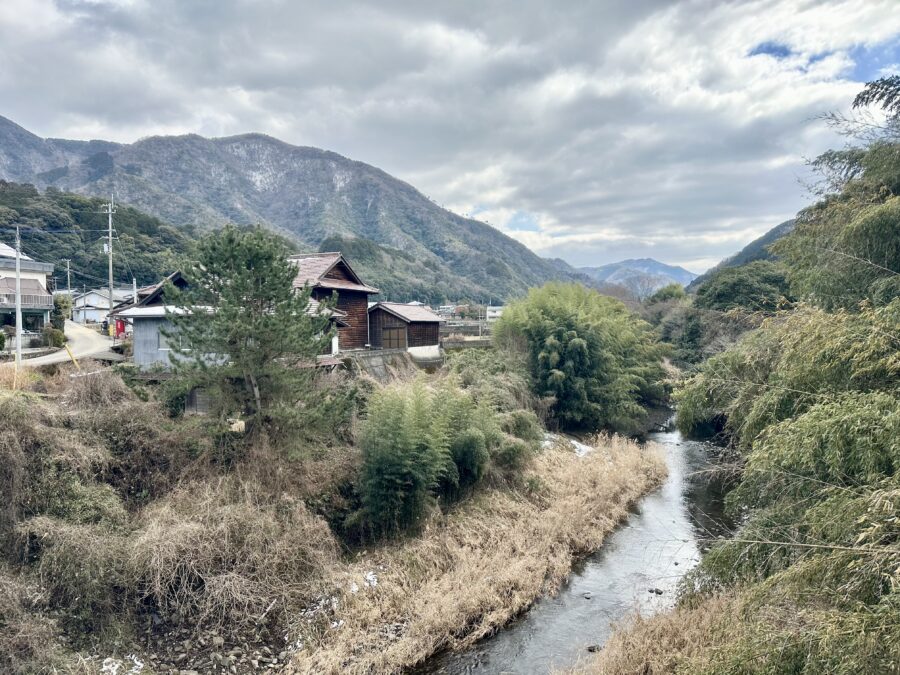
14;224;22;371
64;259;72;319
101;195;116;336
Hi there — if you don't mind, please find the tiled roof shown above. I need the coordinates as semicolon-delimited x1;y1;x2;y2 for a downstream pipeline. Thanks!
0;277;49;295
370;302;445;323
288;252;379;294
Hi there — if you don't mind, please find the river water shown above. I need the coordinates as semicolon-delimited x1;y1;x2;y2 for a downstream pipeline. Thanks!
417;426;730;675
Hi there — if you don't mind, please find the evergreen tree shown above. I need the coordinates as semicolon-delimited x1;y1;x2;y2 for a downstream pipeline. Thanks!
166;225;335;429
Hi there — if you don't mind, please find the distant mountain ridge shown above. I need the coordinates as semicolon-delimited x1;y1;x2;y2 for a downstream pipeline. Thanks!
687;220;795;291
0;114;589;302
579;258;697;298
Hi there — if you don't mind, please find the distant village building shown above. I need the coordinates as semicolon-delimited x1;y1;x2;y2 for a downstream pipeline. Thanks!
112;272;189;369
485;305;505;321
368;302;444;349
288;252;379;350
0;242;54;331
73;287;134;324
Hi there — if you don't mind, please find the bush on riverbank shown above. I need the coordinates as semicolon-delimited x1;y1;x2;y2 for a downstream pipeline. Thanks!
495;282;667;433
357;376;542;537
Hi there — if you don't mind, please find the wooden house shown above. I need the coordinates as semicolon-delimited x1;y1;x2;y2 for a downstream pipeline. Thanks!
288;252;379;350
367;302;444;350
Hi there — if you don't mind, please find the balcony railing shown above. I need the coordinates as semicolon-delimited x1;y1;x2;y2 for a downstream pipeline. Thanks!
0;293;53;309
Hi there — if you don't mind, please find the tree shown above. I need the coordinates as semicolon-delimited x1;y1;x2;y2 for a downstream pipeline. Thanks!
50;294;72;330
646;283;686;304
495;282;666;433
693;260;791;312
166;225;335;429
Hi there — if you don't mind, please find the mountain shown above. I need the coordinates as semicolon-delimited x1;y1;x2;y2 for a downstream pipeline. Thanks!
687;220;795;291
0;115;586;302
0;181;192;289
579;258;697;298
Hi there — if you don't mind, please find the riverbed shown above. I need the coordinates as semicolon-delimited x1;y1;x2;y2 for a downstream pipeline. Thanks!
416;426;730;675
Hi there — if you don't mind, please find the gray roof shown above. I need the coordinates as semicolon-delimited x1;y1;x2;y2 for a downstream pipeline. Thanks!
0;277;50;295
369;301;444;323
0;242;31;260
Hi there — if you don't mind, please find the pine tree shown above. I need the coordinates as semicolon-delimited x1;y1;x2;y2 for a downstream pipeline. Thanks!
165;225;335;428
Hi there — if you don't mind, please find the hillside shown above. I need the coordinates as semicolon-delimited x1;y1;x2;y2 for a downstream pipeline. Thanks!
0;115;584;302
687;219;795;291
579;258;697;298
0;181;192;288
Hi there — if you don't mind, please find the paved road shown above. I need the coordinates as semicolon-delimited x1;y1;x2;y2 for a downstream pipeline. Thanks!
19;320;114;367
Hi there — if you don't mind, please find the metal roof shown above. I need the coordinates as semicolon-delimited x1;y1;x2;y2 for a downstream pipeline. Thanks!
369;301;445;323
0;242;31;260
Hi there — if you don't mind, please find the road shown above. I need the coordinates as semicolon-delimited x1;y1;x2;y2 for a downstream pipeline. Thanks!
20;320;114;367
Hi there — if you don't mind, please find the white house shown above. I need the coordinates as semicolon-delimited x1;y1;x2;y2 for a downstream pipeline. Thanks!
72;288;134;324
486;305;505;321
0;242;54;332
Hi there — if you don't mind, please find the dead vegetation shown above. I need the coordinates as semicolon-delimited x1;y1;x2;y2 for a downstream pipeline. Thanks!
130;478;340;629
0;360;668;674
0;566;90;674
564;595;735;675
286;435;666;674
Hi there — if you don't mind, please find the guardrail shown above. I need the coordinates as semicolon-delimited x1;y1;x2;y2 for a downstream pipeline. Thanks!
0;292;53;308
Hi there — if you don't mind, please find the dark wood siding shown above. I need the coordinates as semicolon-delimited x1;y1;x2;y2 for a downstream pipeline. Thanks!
323;262;353;282
408;321;440;347
368;307;406;349
313;288;370;349
368;307;441;349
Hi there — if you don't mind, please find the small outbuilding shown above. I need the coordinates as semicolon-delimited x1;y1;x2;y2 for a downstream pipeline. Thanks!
367;302;444;350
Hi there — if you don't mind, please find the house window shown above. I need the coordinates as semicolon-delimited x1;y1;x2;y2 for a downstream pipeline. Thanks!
382;327;406;349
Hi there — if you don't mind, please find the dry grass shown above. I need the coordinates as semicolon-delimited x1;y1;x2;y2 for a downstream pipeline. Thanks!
0;366;38;392
129;478;340;628
564;595;735;675
285;435;666;674
62;369;134;408
0;566;71;674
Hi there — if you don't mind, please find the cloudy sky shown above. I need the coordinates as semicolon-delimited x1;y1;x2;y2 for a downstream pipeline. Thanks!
2;0;899;272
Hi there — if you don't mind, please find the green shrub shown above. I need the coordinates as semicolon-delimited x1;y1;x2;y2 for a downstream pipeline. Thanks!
492;435;533;472
17;517;128;635
646;283;686;304
358;378;537;536
0;331;5;351
448;428;489;492
499;409;543;443
50;295;71;331
732;391;900;509
41;327;65;349
676;300;900;448
447;347;534;413
359;382;452;535
495;282;667;433
694;260;791;312
159;377;195;418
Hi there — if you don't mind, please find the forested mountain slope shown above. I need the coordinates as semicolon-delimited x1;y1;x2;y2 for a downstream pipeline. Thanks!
0;115;585;301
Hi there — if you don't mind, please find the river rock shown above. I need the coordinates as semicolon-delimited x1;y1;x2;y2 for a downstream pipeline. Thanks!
587;644;600;652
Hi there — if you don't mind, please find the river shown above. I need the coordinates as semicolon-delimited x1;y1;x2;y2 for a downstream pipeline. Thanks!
416;425;730;675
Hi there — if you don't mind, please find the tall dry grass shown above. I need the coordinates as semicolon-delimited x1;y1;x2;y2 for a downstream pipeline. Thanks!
286;436;666;674
129;478;340;628
563;595;735;675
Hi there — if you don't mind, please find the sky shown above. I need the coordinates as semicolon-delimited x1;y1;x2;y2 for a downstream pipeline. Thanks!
1;0;899;273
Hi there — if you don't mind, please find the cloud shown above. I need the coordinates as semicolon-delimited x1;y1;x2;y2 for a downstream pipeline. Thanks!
1;0;899;271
